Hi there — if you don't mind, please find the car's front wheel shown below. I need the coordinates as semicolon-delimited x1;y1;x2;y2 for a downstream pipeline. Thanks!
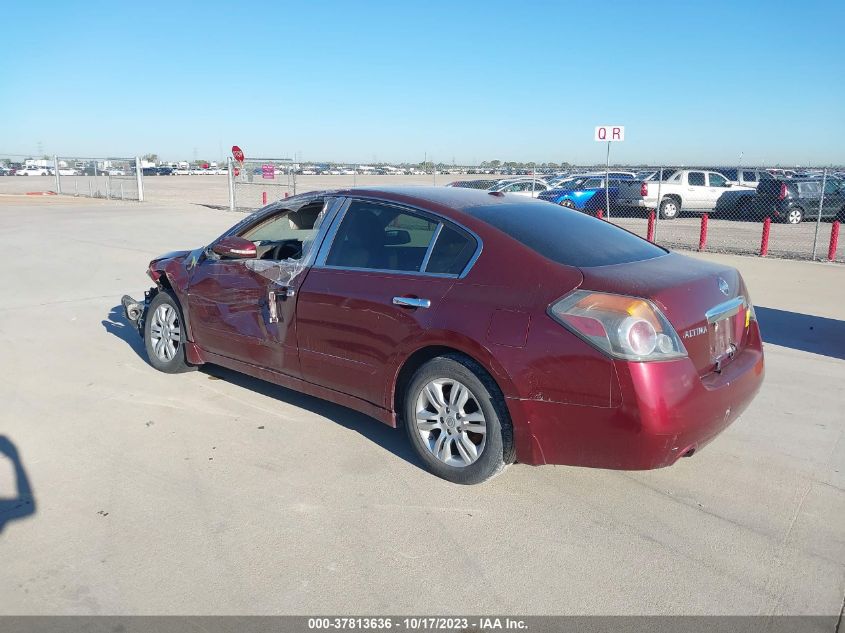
143;291;191;373
403;354;513;484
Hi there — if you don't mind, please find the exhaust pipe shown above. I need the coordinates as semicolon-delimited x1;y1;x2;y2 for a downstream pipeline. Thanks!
121;294;144;323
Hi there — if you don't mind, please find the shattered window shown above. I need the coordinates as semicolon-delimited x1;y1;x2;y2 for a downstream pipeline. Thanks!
241;201;326;262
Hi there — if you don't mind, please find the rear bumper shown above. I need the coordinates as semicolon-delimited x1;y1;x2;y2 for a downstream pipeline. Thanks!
616;198;648;208
511;325;765;469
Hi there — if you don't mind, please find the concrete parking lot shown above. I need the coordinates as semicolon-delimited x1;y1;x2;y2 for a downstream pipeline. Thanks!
0;194;843;616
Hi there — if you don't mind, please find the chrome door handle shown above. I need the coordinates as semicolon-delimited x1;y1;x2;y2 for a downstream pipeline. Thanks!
393;296;431;309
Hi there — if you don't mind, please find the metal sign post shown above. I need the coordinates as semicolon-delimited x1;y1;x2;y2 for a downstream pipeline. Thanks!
594;126;625;220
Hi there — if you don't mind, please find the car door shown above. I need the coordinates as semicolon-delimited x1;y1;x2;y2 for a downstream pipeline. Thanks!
187;198;334;375
296;198;478;406
684;171;709;210
707;171;733;212
822;178;844;218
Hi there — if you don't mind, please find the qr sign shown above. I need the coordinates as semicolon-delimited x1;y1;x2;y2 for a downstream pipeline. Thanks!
595;126;625;142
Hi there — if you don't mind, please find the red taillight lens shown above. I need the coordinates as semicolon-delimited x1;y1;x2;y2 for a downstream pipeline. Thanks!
641;182;648;197
148;264;162;282
548;290;687;361
777;183;787;200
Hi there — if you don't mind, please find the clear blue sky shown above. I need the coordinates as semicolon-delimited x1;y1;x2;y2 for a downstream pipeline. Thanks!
1;0;842;166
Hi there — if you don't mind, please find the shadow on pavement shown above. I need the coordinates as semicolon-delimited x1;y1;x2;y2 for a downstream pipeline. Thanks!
0;436;36;533
201;365;424;472
756;306;845;360
102;304;147;360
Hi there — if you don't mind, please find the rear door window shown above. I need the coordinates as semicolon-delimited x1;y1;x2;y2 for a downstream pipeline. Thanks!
688;172;706;186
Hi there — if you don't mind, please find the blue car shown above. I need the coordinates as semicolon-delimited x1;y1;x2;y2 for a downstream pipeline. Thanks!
537;176;627;212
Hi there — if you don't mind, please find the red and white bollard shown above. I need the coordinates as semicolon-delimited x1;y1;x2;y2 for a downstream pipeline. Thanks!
596;209;604;220
262;191;268;205
829;221;840;261
760;217;771;257
698;213;709;251
647;211;655;242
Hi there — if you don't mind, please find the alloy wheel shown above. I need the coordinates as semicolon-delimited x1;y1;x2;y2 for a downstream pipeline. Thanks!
787;209;803;224
415;378;487;467
149;304;182;362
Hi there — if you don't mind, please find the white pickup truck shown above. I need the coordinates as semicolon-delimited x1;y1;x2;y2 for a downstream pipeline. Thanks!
615;169;756;219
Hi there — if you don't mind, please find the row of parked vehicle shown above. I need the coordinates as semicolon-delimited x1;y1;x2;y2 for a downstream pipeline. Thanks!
447;168;845;225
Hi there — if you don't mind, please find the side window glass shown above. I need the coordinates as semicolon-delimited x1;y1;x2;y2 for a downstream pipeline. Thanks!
688;172;706;186
325;201;438;272
426;225;476;275
708;173;727;187
823;179;839;194
241;200;326;261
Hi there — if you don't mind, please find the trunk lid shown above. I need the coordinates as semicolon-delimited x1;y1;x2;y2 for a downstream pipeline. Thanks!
579;253;751;375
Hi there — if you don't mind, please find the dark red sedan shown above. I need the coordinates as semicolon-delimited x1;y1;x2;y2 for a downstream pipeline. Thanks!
122;187;764;484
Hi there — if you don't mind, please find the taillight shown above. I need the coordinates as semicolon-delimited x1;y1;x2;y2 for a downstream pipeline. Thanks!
641;182;648;197
777;183;787;200
549;290;687;361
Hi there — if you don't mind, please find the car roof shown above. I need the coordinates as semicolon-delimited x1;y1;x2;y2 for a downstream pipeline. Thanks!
330;186;555;222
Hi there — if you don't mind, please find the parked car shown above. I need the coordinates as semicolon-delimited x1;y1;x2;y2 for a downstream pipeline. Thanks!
157;166;174;176
616;169;756;219
751;177;845;224
174;167;191;175
142;167;159;176
15;166;51;176
121;187;764;484
488;178;550;198
537;176;627;211
0;166;12;176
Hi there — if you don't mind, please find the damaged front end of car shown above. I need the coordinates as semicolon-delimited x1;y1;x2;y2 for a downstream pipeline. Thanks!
120;247;202;335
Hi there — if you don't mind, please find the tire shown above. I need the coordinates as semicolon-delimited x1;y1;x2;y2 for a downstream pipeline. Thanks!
784;206;803;224
403;354;514;485
659;197;680;219
143;291;191;373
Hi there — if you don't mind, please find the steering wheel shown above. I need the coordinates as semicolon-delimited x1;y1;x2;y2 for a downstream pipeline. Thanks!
269;240;302;261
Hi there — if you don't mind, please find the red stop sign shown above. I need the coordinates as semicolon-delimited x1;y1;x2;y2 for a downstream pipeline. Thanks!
232;145;244;163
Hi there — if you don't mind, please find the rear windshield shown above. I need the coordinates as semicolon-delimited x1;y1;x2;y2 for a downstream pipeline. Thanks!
467;201;667;267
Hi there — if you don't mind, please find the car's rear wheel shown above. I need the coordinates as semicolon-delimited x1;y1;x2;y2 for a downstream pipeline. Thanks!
659;197;680;219
143;291;191;373
785;206;804;224
403;354;513;484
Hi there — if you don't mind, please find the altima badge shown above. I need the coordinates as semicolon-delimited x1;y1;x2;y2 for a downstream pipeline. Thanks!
718;277;730;296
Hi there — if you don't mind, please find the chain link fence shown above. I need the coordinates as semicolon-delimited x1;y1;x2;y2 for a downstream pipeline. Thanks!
441;165;843;263
229;158;296;210
54;156;143;201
